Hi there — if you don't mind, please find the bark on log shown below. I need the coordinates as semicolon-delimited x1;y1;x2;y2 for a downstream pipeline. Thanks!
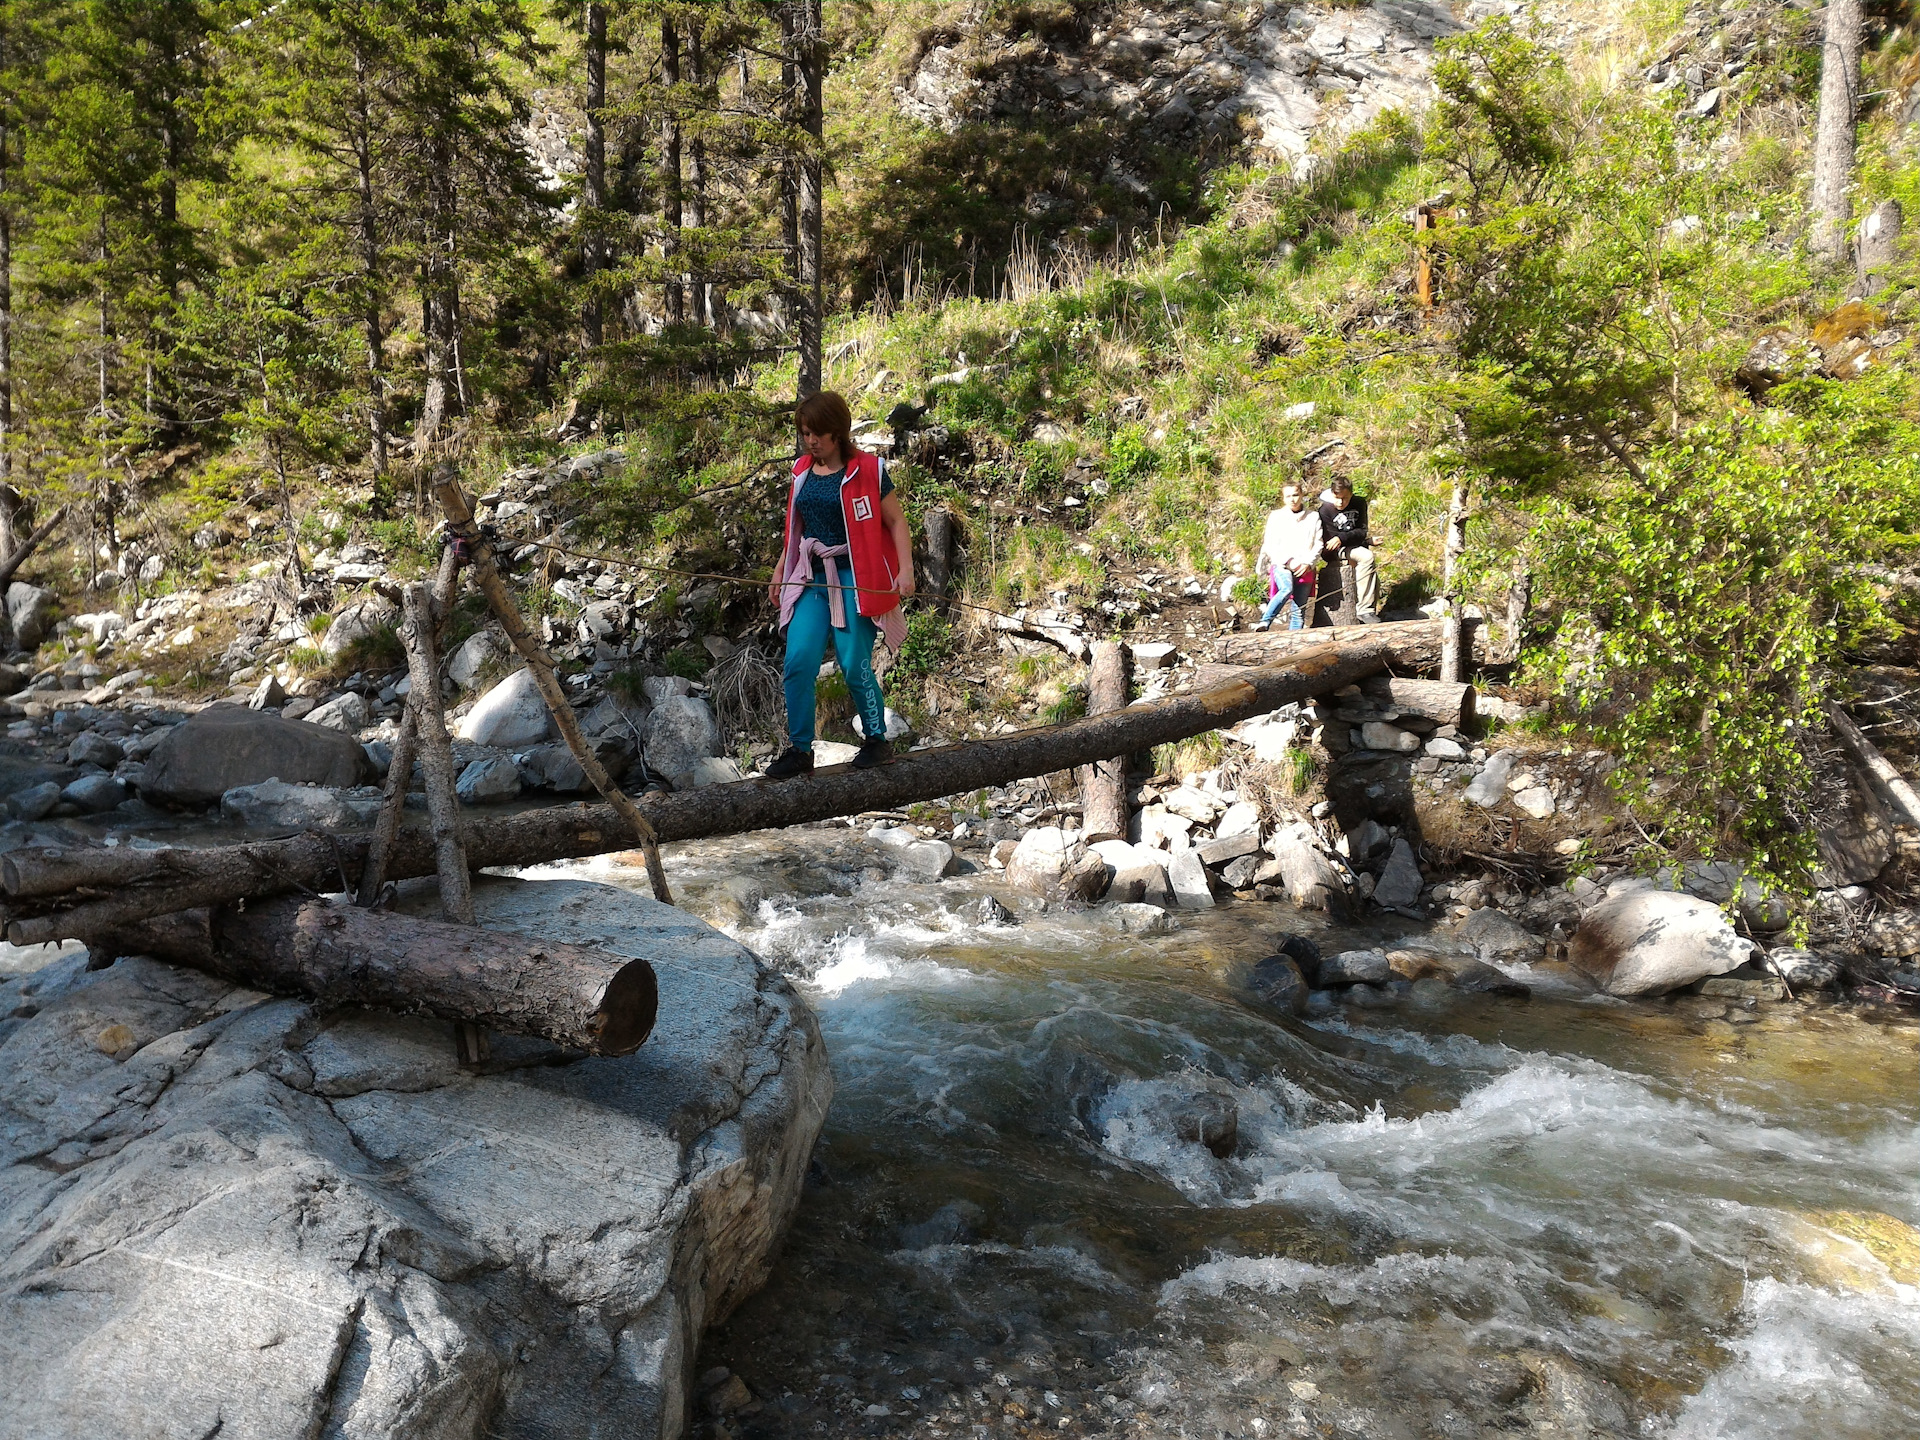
1211;617;1475;672
99;895;658;1056
433;471;674;905
923;506;954;610
1076;641;1129;841
1809;0;1863;264
1363;676;1471;726
1827;701;1920;828
5;631;1409;943
400;580;474;924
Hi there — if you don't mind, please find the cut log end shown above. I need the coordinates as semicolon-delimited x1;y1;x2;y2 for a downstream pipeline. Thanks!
595;958;661;1056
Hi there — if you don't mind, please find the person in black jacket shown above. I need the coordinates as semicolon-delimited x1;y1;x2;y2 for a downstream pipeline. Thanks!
1318;476;1380;622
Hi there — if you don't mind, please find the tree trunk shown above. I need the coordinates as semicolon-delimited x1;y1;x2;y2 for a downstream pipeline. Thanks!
687;20;709;328
0;126;11;496
414;137;456;453
399;580;473;924
923;505;954;609
98;897;658;1057
1210;616;1471;670
1440;476;1469;684
1076;641;1130;841
0;504;67;594
582;1;606;347
778;8;799;352
792;0;824;398
1810;0;1864;264
1827;701;1920;828
1502;563;1532;665
6;631;1416;943
353;43;388;482
661;16;684;326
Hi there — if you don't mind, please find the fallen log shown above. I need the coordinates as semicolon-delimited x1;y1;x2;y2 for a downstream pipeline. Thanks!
98;894;657;1056
5;630;1406;943
1210;616;1477;671
0;502;67;595
1076;640;1129;841
1828;700;1920;828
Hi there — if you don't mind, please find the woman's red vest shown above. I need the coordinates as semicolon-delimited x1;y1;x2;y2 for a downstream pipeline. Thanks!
780;451;900;621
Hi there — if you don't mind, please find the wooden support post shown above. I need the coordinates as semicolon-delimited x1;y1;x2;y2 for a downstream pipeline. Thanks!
1827;701;1920;829
1318;558;1358;628
1076;641;1129;841
359;542;464;907
1439;476;1469;684
1413;205;1433;308
923;505;954;612
431;468;674;905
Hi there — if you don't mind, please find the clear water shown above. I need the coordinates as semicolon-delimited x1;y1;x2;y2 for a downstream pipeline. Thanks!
562;831;1918;1439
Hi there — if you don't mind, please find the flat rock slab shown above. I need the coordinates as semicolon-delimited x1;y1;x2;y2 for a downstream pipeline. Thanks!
0;876;831;1440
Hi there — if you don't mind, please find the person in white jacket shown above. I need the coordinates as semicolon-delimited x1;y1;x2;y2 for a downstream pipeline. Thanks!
1254;483;1322;630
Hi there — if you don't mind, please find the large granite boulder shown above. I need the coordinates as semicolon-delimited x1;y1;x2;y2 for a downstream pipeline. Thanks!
642;696;721;789
456;667;556;748
0;876;832;1440
1568;889;1755;996
140;705;371;807
5;581;55;651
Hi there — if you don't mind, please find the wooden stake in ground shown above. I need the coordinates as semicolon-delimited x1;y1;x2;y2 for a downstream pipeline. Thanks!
1077;641;1129;841
1827;700;1920;829
4;628;1418;943
100;896;658;1057
430;469;674;905
359;542;465;906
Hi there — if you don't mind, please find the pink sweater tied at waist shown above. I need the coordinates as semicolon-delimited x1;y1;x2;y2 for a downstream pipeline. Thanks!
778;536;908;652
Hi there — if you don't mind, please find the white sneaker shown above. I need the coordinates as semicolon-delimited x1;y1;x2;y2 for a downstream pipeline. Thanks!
1252;620;1272;632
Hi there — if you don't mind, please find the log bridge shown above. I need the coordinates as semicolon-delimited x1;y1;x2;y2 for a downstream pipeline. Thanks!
5;617;1461;1053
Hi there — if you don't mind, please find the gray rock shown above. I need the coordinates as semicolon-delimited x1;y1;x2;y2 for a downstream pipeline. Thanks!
1461;907;1540;962
61;774;127;813
455;755;522;804
1111;901;1177;934
1344;817;1390;859
5;582;55;650
0;875;830;1440
671;756;743;791
303;690;370;734
221;778;376;830
247;673;287;710
641;675;693;705
1267;820;1348;916
1448;960;1531;997
1196;829;1260;867
141;705;371;807
1108;862;1173;908
974;895;1017;926
1568;889;1755;996
67;732;124;768
518;742;589;792
318;594;397;659
1371;838;1424;909
642;696;720;785
457;667;556;748
1866;909;1920;957
1170;1091;1238;1157
1320;948;1391;985
1006;826;1075;894
1766;948;1839;991
1423;735;1466;760
448;626;509;690
1167;848;1215;909
1247;954;1308;1015
579;692;648;740
1221;853;1260;889
7;780;62;821
899;839;958;880
1359;721;1419;752
1464;749;1517;806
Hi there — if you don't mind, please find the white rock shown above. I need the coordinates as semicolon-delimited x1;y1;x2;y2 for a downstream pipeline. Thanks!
1167;849;1215;909
1283;400;1317;420
641;675;693;704
1569;890;1755;996
303;691;370;734
1512;786;1556;819
457;668;556;748
900;840;958;880
810;740;862;767
0;876;830;1440
1423;736;1466;760
1112;902;1178;934
1267;820;1349;915
851;706;911;741
643;696;721;784
1130;643;1177;669
1161;786;1226;824
1130;804;1194;851
1215;801;1262;839
1007;826;1076;894
1224;713;1297;763
1464;750;1517;806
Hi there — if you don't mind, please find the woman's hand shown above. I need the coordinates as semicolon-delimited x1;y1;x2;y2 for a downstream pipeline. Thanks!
896;570;917;600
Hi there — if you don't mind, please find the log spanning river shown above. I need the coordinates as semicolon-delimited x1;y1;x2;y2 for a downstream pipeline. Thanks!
567;828;1918;1440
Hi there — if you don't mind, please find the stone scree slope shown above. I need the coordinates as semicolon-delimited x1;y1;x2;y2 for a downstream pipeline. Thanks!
0;876;832;1440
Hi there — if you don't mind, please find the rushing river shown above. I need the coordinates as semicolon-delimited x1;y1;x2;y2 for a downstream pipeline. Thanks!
580;827;1918;1440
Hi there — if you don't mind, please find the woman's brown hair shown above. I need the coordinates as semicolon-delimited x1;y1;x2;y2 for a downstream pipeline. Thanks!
794;390;855;459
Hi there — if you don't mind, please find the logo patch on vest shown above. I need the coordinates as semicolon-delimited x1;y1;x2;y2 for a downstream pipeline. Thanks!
850;495;873;522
